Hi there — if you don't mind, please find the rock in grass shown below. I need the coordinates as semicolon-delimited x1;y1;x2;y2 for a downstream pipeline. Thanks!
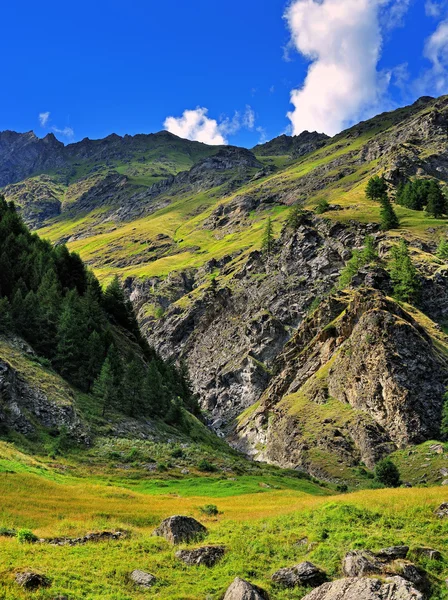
375;546;409;560
175;545;225;567
130;570;156;589
223;577;269;599
393;561;430;594
342;550;382;577
153;515;207;544
435;503;448;518
271;561;326;588
15;572;51;590
414;547;442;561
301;576;423;600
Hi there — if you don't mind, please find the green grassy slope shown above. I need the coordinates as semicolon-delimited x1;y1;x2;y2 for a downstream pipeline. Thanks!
33;96;448;284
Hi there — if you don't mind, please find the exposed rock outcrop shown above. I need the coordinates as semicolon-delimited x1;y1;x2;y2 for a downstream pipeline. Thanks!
130;570;156;589
223;577;269;600
15;572;51;590
271;561;327;588
0;337;88;443
175;545;225;567
234;289;448;478
153;515;207;544
301;577;423;600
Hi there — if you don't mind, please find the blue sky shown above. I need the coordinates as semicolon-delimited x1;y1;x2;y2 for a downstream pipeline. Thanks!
1;0;448;147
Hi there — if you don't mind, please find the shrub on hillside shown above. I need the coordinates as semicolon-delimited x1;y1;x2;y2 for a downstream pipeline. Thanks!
199;504;219;516
17;529;38;544
197;459;217;473
374;458;401;488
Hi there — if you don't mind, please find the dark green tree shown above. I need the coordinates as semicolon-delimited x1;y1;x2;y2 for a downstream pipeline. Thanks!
389;240;419;302
93;357;117;417
436;237;448;259
426;181;446;218
379;193;399;230
0;297;12;334
287;204;304;229
122;358;145;417
366;176;388;201
261;217;274;256
374;458;401;487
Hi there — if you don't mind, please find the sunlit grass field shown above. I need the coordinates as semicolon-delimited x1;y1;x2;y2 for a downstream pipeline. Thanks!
0;463;447;599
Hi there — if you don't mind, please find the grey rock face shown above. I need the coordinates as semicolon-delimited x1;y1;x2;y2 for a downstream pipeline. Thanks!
15;572;51;590
376;546;409;561
271;561;326;588
414;547;442;560
223;577;269;600
136;217;374;426
234;289;448;477
153;515;207;544
0;338;88;443
301;576;423;600
42;530;125;546
435;503;448;518
343;551;383;577
130;570;156;589
175;545;225;567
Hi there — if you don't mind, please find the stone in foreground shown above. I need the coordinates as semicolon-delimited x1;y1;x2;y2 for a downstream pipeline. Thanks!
130;570;156;589
301;576;423;600
153;515;207;544
223;577;270;599
375;546;409;560
271;561;326;588
342;550;382;577
15;572;51;590
435;503;448;519
175;545;225;567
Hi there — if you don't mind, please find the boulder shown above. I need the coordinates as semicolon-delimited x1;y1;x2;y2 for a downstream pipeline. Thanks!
301;576;423;600
376;546;409;560
223;577;269;599
342;550;382;577
414;547;442;560
130;570;156;589
175;545;225;567
15;572;51;590
153;515;207;544
393;561;430;593
435;503;448;518
271;561;327;588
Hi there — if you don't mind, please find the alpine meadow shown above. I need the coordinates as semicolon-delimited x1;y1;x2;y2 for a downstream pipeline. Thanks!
1;1;448;599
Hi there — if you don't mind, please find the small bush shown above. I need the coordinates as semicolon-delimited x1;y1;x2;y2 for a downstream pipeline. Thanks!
197;459;217;473
336;484;348;493
157;463;168;472
199;504;219;516
0;527;16;537
315;199;330;214
374;458;401;488
17;529;38;544
171;448;184;459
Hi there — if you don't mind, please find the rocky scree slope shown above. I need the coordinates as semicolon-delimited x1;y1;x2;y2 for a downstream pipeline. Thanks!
233;289;448;479
128;215;379;425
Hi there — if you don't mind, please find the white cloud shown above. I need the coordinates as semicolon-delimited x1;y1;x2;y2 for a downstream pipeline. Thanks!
284;0;411;136
52;125;75;139
422;17;448;93
425;0;447;17
243;105;255;129
164;108;227;145
164;105;257;145
38;111;50;127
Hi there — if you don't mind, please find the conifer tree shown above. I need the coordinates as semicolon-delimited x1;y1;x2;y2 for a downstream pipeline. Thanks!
261;217;274;257
379;193;399;230
426;181;446;218
366;175;388;201
390;239;419;302
437;237;448;259
93;357;117;417
287;204;304;230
